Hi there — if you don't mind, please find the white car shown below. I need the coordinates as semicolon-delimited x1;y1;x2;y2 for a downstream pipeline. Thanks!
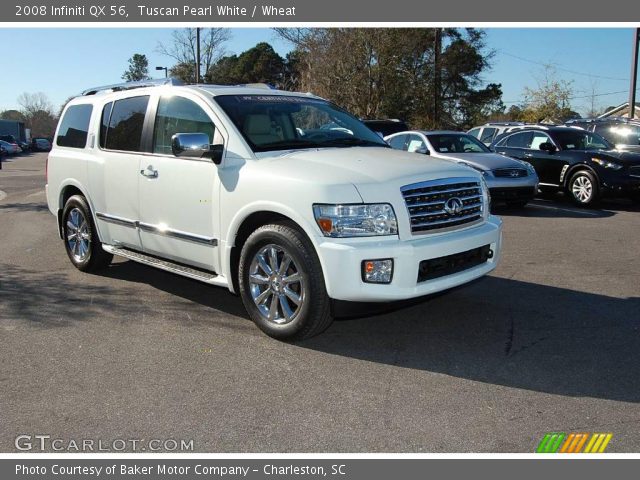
385;131;539;208
46;79;502;340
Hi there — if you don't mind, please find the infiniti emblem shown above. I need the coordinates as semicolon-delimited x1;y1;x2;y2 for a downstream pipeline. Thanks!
509;170;520;177
444;197;464;215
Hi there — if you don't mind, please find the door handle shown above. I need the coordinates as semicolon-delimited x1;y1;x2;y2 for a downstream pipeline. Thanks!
524;153;533;158
140;166;158;178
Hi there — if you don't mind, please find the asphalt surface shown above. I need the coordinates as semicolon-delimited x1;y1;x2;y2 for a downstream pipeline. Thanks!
1;152;639;453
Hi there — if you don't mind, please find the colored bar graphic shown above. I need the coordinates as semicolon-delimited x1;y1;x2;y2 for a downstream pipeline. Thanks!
537;433;612;453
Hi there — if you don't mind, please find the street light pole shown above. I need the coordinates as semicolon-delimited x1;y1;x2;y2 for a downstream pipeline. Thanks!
196;27;201;84
629;28;639;119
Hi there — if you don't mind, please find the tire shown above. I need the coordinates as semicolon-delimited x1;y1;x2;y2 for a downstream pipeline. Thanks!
62;195;112;272
238;222;332;340
568;170;600;207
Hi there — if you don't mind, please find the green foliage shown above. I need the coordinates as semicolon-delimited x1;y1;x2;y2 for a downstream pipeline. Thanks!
520;67;577;123
207;43;285;86
273;28;502;129
122;54;151;82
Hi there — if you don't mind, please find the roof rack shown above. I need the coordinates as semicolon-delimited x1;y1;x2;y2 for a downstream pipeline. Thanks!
567;116;637;124
81;78;184;96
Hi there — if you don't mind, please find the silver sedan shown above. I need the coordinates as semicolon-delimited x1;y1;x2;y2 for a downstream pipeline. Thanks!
385;130;539;207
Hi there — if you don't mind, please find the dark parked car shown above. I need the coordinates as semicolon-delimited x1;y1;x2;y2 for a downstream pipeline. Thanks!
566;117;640;152
491;126;640;206
363;119;409;138
31;137;52;152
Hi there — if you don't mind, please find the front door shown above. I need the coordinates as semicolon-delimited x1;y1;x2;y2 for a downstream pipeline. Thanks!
138;93;222;272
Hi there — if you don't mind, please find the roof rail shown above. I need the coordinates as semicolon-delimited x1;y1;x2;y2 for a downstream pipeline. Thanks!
81;78;184;96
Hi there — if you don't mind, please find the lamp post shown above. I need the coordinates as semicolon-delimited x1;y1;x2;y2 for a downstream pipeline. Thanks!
629;28;639;119
155;66;168;78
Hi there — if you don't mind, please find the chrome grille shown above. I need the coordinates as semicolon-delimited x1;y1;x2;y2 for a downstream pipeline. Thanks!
401;178;484;234
493;168;528;178
629;166;640;177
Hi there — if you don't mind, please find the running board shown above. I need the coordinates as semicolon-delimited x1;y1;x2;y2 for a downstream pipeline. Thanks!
103;245;229;288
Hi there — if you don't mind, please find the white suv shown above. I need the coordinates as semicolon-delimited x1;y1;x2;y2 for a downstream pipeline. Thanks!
46;80;503;340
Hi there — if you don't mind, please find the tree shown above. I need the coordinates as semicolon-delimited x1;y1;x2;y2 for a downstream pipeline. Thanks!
520;67;576;123
157;28;231;81
0;109;26;122
207;42;285;86
168;62;197;83
273;28;502;129
122;53;150;82
16;92;58;137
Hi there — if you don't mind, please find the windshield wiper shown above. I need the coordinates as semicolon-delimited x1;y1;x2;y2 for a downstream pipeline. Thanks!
259;139;323;150
320;137;389;148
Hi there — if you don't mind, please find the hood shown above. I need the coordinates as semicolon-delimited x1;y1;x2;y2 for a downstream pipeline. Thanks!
431;152;528;171
255;147;479;187
596;149;640;165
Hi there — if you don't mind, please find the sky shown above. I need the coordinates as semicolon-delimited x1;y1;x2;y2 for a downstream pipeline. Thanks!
0;27;636;117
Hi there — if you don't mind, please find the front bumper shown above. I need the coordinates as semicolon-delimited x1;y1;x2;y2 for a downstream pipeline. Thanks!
316;215;503;302
600;171;640;197
486;175;538;203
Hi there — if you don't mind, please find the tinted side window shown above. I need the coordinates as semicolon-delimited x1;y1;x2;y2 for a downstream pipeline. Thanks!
56;104;93;148
153;96;215;155
480;127;497;144
388;134;407;150
406;134;426;153
595;124;640;146
105;96;149;152
506;131;534;148
99;102;113;149
530;132;552;150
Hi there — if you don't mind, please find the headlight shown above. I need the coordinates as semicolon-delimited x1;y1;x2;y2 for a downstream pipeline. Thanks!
313;203;398;237
459;161;489;176
520;160;536;175
592;158;622;170
481;177;491;214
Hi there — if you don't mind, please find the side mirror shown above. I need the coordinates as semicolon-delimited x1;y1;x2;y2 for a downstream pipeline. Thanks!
415;146;430;155
171;133;224;164
539;142;556;153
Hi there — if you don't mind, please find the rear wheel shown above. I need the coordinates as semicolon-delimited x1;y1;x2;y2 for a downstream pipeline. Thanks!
62;195;112;272
568;170;599;207
238;223;332;340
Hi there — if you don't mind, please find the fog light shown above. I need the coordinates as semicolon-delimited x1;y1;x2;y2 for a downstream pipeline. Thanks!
362;259;393;284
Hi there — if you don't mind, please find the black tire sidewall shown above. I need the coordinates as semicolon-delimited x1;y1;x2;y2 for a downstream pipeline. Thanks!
62;195;100;271
569;170;599;206
238;224;328;340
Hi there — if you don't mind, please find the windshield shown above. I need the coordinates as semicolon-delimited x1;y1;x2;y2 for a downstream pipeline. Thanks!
552;130;613;151
215;94;389;152
426;133;491;154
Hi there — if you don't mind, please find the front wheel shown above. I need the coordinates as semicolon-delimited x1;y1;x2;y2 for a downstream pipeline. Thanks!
62;195;112;272
238;223;332;340
568;170;600;207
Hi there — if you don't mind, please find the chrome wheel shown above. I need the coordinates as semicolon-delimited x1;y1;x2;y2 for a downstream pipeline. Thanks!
248;244;305;325
66;208;90;262
572;175;593;203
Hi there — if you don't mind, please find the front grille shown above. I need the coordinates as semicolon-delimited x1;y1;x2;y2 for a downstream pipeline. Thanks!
418;245;493;282
493;168;528;178
489;186;537;200
629;166;640;177
401;178;484;234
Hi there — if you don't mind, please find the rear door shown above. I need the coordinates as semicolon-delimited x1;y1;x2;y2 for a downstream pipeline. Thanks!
137;92;223;272
89;95;150;250
524;131;566;185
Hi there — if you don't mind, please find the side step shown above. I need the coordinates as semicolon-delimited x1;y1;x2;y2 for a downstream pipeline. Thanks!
103;245;229;288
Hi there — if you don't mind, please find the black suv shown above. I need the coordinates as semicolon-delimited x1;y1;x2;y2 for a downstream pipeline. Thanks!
491;126;640;206
566;117;640;152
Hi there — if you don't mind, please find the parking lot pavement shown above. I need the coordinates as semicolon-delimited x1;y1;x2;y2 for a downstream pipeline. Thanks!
1;152;639;453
